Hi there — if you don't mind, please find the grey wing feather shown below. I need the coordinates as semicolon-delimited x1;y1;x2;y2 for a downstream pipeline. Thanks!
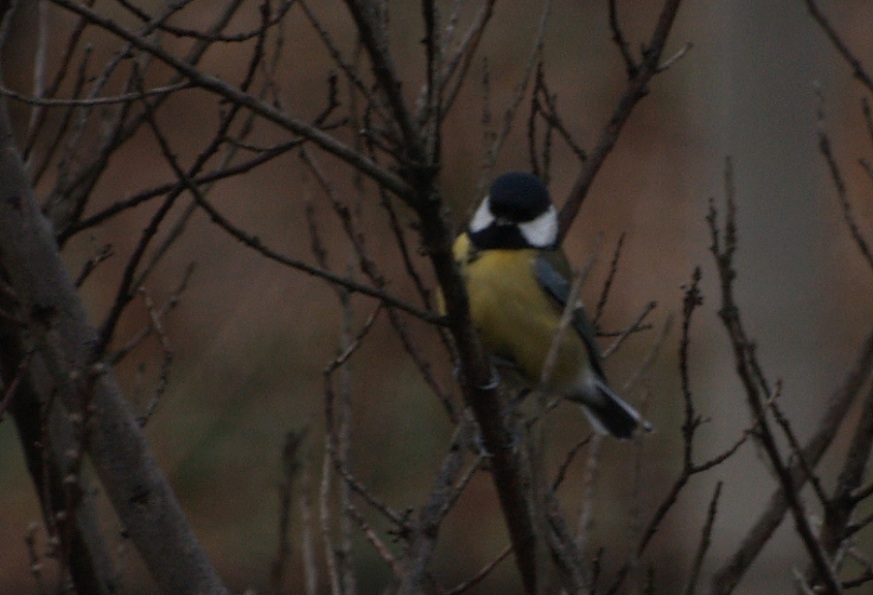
535;255;650;439
533;255;607;378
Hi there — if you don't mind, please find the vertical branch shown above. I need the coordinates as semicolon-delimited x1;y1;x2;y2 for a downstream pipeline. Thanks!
710;321;873;594
319;435;342;594
607;268;747;595
271;429;307;594
681;481;723;595
418;183;541;592
817;99;873;271
420;0;441;165
481;0;553;181
2;341;116;594
708;160;842;594
306;174;357;594
0;54;228;595
575;435;602;561
337;287;357;595
814;381;873;565
397;420;476;594
341;0;423;160
301;458;318;595
25;0;49;142
803;0;873;93
557;0;684;241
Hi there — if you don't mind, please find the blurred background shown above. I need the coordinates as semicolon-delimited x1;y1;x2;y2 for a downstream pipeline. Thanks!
2;0;873;592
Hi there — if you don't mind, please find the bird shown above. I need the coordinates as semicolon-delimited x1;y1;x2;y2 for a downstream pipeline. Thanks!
451;171;650;439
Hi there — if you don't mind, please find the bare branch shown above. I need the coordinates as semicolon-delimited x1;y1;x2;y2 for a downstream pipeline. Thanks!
608;266;748;595
481;0;553;178
439;0;497;115
804;0;873;93
341;0;423;162
817;101;873;272
768;384;830;509
115;0;295;43
62;136;306;239
346;502;403;576
707;159;842;594
47;0;414;201
601;300;657;358
270;428;308;593
558;0;684;241
0;80;192;107
0;65;228;595
593;233;626;324
397;420;475;594
608;0;637;75
446;544;513;594
682;481;724;595
812;380;873;572
142;121;437;321
711;321;873;593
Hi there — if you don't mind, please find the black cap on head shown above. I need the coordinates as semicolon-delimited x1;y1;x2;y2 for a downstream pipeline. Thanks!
488;172;552;222
468;172;558;250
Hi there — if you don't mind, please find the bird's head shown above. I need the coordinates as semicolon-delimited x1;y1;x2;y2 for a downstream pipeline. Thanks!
468;172;558;250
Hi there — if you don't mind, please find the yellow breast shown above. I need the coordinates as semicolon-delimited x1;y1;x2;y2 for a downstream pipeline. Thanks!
453;233;586;390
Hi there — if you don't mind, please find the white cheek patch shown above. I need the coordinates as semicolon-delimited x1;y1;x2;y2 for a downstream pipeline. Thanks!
468;196;494;234
518;205;558;248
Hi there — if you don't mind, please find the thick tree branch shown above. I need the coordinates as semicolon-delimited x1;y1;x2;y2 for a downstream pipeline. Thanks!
0;315;116;594
0;76;227;594
417;189;541;594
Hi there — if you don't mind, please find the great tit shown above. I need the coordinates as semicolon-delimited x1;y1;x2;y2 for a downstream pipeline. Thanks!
452;171;650;439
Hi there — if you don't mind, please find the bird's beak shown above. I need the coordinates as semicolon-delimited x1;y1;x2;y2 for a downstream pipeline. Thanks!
494;216;514;226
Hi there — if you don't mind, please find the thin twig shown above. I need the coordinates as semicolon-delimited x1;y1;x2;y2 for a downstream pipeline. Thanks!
397;420;475;593
47;0;414;201
558;0;684;241
270;429;308;594
710;321;873;593
682;481;723;595
804;0;873;93
195;191;440;321
708;159;842;594
346;502;403;576
808;380;873;583
593;233;626;325
602;300;657;358
607;266;748;595
62;137;306;239
438;0;497;120
115;0;294;43
768;383;830;508
73;244;114;288
608;0;637;75
575;435;602;559
0;350;34;422
481;0;553;179
0;81;191;107
445;544;513;594
817;99;873;272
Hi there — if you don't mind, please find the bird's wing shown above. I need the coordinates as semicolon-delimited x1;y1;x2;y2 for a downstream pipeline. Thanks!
533;253;607;378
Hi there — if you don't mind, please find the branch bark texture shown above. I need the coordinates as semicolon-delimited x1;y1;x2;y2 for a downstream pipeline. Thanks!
0;80;227;594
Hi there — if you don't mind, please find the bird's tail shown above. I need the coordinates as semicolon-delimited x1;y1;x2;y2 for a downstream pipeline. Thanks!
578;379;652;440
